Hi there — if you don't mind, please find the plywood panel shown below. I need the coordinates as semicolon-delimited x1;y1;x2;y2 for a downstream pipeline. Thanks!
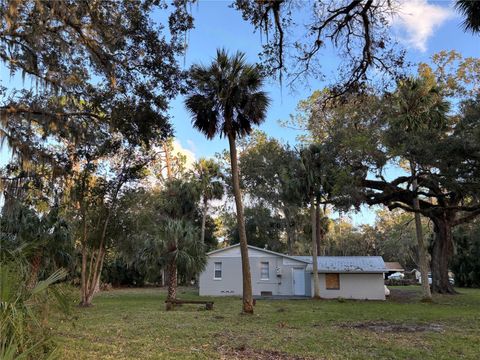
325;273;340;290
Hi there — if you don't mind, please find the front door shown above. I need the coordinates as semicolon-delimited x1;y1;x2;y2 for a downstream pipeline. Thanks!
293;268;305;296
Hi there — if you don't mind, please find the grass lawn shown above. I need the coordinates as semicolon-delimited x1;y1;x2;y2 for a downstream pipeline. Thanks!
52;286;480;359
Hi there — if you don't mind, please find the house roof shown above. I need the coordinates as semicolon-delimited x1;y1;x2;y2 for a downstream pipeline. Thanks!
292;256;387;273
208;245;386;273
384;262;405;272
207;244;311;264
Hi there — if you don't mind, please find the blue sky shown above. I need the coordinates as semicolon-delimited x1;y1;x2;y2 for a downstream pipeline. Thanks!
165;0;478;161
1;0;479;225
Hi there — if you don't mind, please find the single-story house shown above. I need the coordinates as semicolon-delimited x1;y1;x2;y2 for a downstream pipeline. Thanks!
199;244;387;300
384;262;405;280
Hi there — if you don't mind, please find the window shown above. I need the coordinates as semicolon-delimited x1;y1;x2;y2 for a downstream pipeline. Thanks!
214;262;222;280
325;273;340;290
260;262;269;280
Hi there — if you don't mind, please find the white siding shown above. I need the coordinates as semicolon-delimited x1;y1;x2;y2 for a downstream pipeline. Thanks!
199;249;307;296
310;273;385;300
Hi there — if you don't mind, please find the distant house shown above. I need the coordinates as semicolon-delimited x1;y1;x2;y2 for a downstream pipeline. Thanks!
384;262;405;280
199;244;387;300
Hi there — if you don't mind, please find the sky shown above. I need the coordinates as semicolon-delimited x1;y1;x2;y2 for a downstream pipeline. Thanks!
1;0;479;225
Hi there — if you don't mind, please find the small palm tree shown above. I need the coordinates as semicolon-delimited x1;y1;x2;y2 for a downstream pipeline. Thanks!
192;158;224;245
185;49;271;313
141;218;205;301
0;249;68;359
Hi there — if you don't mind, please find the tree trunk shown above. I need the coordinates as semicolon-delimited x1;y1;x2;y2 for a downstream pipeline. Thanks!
201;197;208;245
431;217;456;294
164;142;173;179
310;195;321;299
410;162;432;301
284;207;294;255
80;214;90;307
228;133;254;314
27;250;42;290
315;203;322;256
167;259;177;301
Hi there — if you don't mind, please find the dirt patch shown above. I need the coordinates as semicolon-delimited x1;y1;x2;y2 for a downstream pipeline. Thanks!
338;321;444;333
220;345;313;360
387;288;421;303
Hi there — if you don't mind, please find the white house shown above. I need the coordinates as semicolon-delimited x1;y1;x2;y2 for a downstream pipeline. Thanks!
199;244;387;300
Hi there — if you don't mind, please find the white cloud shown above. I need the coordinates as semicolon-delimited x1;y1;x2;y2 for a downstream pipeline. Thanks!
186;139;197;155
140;138;197;189
391;0;454;52
172;139;196;170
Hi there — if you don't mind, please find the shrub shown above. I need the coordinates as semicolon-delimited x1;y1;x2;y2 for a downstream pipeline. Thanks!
0;253;69;359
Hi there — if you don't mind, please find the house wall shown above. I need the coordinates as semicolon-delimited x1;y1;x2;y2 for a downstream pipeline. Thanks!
310;273;385;300
199;248;307;296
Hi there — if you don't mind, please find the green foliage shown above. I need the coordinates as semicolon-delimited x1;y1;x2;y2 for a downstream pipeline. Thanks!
185;48;271;140
1;0;194;170
452;222;480;288
0;199;74;278
192;158;224;203
224;205;285;252
0;253;69;359
114;179;207;280
101;256;146;287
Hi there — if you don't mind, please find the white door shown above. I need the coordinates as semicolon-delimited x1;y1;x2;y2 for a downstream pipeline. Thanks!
292;268;305;296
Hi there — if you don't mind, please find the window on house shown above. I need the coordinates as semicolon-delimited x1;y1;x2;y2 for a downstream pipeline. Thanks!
325;273;340;290
214;262;222;279
260;261;269;280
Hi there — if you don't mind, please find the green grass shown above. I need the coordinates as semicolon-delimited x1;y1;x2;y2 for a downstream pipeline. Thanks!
51;286;480;359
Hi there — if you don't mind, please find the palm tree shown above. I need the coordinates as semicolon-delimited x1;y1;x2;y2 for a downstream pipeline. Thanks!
192;158;224;245
185;49;271;313
141;218;205;301
0;248;68;359
455;0;480;34
299;145;323;299
390;77;450;301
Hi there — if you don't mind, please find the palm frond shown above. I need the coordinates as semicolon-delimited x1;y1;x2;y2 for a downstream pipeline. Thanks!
455;0;480;33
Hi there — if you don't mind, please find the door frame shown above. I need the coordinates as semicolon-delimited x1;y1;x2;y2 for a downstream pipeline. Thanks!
292;267;306;296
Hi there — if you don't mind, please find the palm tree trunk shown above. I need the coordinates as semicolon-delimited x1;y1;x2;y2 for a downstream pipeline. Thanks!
228;133;254;314
310;194;321;299
284;207;294;255
27;250;42;290
167;259;177;301
315;202;322;256
201;197;208;245
410;162;432;301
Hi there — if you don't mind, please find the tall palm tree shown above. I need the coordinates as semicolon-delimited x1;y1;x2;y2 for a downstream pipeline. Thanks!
390;77;449;301
299;145;324;299
185;49;271;314
455;0;480;34
192;158;224;245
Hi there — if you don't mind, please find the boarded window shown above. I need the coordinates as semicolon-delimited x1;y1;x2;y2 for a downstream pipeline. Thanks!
260;262;269;280
214;262;222;279
325;273;340;290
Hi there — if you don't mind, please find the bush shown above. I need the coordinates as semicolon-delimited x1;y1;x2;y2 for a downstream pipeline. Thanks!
0;254;70;359
452;224;480;288
102;257;146;287
385;279;417;286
